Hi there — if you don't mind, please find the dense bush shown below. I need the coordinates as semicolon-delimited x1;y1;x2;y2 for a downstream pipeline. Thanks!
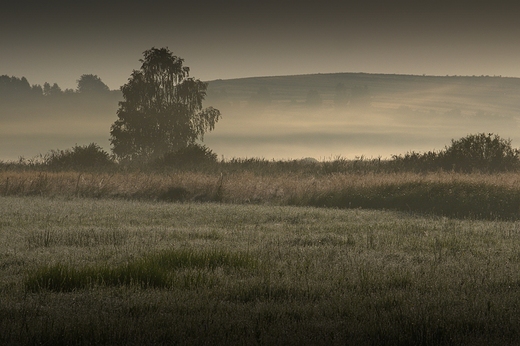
44;143;114;171
392;133;520;173
442;133;520;172
154;144;218;168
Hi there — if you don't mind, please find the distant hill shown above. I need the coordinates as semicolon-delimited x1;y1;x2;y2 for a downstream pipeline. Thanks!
207;73;520;117
203;73;520;160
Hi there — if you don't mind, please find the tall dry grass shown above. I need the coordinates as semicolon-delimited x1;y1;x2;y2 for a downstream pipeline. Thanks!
2;170;520;219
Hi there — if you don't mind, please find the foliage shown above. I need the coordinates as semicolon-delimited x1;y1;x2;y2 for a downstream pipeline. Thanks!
154;144;217;168
110;47;221;162
43;82;63;96
0;75;34;99
44;143;114;171
442;133;520;172
76;74;110;93
392;133;520;173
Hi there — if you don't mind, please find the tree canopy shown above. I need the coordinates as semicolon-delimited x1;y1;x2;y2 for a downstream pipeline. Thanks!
110;47;221;161
77;74;110;94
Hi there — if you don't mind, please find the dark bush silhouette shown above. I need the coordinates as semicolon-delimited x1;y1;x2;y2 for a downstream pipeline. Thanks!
44;143;114;171
442;133;520;172
154;144;217;168
76;74;110;94
158;186;189;202
392;133;520;173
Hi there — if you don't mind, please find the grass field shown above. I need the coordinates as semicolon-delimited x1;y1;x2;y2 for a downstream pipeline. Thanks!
2;196;520;344
3;168;520;220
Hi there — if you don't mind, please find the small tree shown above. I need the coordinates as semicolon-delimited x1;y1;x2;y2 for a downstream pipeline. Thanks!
391;133;520;173
441;133;520;172
154;144;217;168
44;143;114;171
43;82;62;96
77;74;110;94
110;47;221;162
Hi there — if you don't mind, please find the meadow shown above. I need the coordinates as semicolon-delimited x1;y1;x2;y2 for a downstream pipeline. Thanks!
2;159;520;220
2;162;520;344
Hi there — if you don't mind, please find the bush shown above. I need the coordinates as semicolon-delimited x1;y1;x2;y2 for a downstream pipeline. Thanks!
154;144;217;168
441;133;520;172
392;133;520;173
44;143;114;171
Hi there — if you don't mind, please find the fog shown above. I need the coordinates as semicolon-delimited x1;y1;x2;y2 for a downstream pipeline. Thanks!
203;74;520;160
2;73;520;162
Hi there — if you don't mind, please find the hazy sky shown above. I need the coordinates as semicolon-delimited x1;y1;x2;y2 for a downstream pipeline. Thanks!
2;0;520;90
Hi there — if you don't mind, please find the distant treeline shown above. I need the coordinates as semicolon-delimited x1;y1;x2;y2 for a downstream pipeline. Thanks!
0;75;121;120
0;74;120;98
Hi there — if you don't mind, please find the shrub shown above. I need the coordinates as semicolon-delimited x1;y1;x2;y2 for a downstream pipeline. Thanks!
154;144;217;168
44;143;114;171
441;133;520;172
391;133;520;173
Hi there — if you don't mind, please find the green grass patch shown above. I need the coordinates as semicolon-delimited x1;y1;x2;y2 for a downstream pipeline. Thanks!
25;248;257;292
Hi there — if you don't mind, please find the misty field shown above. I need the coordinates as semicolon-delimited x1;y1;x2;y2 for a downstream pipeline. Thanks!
2;194;520;345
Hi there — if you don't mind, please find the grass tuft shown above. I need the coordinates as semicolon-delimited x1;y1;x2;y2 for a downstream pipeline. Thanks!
25;248;257;292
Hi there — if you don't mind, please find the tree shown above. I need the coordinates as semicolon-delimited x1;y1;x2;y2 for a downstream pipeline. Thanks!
77;74;110;94
43;82;62;96
110;47;221;161
441;133;520;172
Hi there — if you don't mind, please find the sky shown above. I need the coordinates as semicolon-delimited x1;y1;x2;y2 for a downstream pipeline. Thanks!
3;0;520;90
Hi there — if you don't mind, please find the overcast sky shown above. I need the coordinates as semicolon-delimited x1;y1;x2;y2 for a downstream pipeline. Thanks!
2;0;520;90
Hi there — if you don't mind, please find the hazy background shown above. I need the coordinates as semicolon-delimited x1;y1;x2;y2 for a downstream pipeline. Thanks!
2;0;520;161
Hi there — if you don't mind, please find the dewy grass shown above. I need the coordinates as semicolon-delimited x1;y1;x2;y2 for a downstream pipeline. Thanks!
26;227;128;248
3;170;520;220
5;197;520;344
306;180;520;219
25;248;257;292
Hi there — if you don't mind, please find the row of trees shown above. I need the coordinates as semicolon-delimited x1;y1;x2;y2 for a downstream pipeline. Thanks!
0;74;112;100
